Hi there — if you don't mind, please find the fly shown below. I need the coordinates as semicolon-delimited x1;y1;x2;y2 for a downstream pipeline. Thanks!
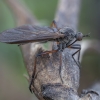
0;20;89;93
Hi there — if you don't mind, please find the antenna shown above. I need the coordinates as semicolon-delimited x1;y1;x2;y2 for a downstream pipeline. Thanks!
83;33;90;37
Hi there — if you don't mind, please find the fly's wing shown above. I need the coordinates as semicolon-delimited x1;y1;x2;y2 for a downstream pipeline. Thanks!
0;25;64;44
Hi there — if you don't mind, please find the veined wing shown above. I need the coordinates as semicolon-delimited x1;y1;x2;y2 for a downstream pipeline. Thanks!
0;25;64;44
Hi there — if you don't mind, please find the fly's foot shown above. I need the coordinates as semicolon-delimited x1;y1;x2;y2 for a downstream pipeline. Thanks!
77;61;81;68
29;79;34;93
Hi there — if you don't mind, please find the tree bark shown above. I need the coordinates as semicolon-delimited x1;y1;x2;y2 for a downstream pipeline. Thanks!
4;0;100;100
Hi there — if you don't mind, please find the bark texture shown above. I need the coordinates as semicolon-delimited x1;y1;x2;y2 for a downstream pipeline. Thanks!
4;0;100;100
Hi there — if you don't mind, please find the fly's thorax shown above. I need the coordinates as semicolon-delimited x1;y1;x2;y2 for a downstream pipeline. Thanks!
59;27;75;42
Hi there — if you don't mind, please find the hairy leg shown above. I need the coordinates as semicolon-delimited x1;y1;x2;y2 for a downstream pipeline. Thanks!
68;44;81;68
29;50;58;93
51;20;60;30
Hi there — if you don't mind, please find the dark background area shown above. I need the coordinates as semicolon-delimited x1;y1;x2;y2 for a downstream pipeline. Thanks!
0;0;100;99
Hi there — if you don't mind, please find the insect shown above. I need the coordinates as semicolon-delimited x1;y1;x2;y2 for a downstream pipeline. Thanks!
0;20;89;93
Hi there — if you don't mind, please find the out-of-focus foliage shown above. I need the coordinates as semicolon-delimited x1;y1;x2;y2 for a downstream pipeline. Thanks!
79;50;100;93
79;0;100;39
0;1;14;29
78;0;100;93
24;0;58;24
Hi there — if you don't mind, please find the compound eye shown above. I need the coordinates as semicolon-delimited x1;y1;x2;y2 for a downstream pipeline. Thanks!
76;32;83;41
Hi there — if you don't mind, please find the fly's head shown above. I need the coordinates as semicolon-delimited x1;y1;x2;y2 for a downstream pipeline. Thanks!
59;27;75;41
75;32;90;41
75;32;83;41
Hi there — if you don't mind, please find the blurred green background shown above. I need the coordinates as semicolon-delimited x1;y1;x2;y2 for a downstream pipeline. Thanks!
0;0;100;100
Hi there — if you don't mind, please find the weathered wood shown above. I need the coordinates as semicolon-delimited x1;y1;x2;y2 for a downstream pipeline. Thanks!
41;0;81;99
4;0;100;100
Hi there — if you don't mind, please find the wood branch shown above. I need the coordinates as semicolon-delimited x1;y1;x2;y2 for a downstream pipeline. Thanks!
55;0;80;30
40;0;81;99
4;0;37;26
4;0;100;100
81;40;100;61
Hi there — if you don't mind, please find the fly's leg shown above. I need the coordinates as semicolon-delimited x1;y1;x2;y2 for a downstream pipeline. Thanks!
58;42;68;83
29;50;58;93
72;45;81;68
59;51;63;83
51;20;60;30
68;44;81;68
29;54;39;93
